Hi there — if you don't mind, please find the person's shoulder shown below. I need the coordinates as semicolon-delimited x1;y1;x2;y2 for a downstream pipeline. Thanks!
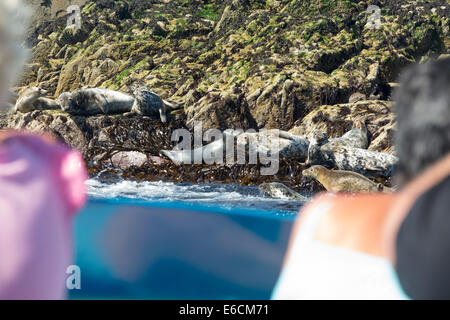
294;192;396;256
299;192;394;223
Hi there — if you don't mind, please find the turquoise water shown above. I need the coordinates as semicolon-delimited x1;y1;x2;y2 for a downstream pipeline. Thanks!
70;180;298;299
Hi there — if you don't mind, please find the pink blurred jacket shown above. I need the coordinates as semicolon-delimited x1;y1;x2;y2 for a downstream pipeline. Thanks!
0;132;87;299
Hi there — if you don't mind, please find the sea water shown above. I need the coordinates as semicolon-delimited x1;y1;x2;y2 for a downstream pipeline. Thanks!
86;178;307;216
73;179;298;299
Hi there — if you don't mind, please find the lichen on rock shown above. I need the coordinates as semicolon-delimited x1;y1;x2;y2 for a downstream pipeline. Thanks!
4;0;450;190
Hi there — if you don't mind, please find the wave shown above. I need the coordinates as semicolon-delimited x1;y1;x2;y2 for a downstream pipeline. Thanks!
86;178;307;215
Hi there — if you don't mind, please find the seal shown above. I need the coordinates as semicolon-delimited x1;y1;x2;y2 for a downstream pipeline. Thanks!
307;130;333;167
237;129;309;161
162;129;241;165
307;119;369;166
307;120;395;178
333;118;369;149
259;182;308;201
128;85;168;123
162;129;309;165
14;87;60;113
319;140;398;178
302;165;390;193
58;88;135;115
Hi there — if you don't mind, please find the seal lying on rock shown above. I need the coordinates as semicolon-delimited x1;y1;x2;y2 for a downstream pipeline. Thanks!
161;129;241;165
302;165;389;193
307;119;369;167
14;87;60;113
162;129;309;165
58;88;135;115
319;140;398;178
307;122;396;178
237;129;309;161
259;182;308;201
128;85;168;123
333;118;369;149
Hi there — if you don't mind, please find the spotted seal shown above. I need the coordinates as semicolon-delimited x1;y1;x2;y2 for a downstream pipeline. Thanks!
318;140;398;178
58;88;134;115
307;120;395;178
259;182;308;201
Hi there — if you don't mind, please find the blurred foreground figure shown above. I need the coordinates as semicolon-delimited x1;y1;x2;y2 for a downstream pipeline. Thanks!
385;58;450;299
0;0;87;299
273;58;450;300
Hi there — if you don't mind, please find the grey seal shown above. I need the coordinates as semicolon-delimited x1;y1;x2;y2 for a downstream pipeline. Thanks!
237;129;309;161
306;119;395;177
162;129;309;165
58;88;134;115
162;129;241;165
315;140;398;178
128;85;168;123
333;118;369;149
14;87;60;113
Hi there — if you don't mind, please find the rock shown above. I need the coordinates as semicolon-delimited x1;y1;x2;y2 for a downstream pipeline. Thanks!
305;41;362;74
15;63;41;88
110;151;148;170
368;119;396;154
348;92;366;104
89;58;119;86
55;56;90;96
9;0;448;189
7;111;88;151
186;88;257;131
56;25;90;47
249;76;302;130
32;39;55;66
149;156;170;165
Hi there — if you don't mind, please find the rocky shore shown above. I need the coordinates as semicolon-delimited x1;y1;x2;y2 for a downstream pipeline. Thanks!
3;0;449;193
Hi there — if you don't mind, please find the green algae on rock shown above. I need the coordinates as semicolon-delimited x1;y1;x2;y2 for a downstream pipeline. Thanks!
5;0;450;190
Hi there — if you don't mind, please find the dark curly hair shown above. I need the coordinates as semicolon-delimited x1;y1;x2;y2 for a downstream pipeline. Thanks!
394;58;450;185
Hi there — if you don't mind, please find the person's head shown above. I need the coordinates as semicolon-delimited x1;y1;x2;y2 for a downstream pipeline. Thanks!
0;0;30;108
394;58;450;185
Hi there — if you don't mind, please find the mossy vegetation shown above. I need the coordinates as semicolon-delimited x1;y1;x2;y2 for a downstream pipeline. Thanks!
19;0;449;129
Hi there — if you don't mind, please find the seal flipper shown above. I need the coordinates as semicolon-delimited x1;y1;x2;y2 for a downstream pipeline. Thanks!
159;107;167;123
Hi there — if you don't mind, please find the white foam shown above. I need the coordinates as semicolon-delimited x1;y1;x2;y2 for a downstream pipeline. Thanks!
86;178;307;215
